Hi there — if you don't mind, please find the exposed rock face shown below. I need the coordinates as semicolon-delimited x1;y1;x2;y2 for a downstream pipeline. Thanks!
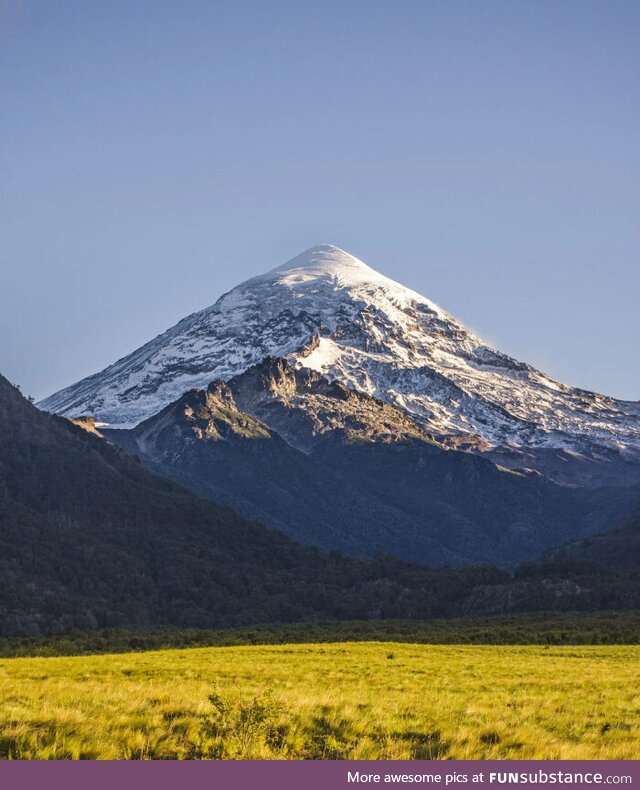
225;356;436;452
39;244;640;486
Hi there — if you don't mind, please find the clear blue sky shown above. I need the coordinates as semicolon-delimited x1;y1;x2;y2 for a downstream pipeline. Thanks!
1;0;638;401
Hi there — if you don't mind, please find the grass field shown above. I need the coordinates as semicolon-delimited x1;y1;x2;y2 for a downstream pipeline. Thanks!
0;642;638;759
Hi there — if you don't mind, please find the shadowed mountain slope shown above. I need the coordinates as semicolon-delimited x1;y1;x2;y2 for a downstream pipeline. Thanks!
541;510;640;575
105;358;640;568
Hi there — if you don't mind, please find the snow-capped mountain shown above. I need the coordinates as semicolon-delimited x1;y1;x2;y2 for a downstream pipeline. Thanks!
39;244;640;482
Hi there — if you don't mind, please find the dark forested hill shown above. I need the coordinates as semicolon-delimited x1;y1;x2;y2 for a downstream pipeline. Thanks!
0;372;512;636
540;510;640;574
1;373;639;638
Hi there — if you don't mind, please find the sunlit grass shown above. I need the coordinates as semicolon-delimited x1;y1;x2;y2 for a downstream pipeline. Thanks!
0;643;638;759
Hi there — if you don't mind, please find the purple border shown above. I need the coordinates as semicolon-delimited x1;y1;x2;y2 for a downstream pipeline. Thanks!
1;760;638;790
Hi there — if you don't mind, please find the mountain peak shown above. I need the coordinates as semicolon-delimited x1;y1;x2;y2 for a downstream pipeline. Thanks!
267;244;376;282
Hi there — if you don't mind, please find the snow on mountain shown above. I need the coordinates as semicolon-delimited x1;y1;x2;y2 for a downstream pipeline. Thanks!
39;244;640;468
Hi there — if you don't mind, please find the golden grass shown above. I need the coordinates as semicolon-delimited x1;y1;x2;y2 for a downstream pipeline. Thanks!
0;643;638;759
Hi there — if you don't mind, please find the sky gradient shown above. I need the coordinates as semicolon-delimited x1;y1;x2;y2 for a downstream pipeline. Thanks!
1;0;639;401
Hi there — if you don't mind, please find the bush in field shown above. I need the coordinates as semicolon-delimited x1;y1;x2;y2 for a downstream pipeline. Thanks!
190;689;287;759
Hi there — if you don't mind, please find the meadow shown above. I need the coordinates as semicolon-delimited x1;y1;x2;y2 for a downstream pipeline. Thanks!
0;641;638;760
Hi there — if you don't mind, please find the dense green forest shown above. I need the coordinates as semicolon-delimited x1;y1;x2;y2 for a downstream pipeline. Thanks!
2;612;640;657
